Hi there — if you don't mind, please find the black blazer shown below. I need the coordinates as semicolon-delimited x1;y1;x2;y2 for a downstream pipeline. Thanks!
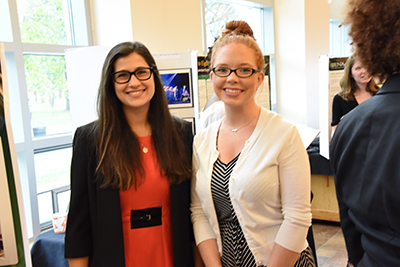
65;117;195;267
330;73;400;266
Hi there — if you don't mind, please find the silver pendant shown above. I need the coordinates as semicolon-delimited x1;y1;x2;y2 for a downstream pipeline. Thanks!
232;129;238;132
142;147;148;153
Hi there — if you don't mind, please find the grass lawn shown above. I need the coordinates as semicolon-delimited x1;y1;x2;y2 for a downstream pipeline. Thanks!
30;100;71;127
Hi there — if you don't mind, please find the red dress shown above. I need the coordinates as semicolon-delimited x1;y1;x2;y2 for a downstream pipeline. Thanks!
119;136;174;266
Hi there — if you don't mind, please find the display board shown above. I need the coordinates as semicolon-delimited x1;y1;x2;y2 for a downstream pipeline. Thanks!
319;55;348;159
0;43;30;267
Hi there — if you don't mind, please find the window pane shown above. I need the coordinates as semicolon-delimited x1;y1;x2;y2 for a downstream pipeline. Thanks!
17;0;72;45
57;190;71;213
37;191;53;224
34;147;72;194
24;54;72;137
205;0;263;50
0;0;13;42
330;20;352;57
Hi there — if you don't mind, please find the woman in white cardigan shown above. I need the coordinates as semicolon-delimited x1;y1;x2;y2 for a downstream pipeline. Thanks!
191;20;315;267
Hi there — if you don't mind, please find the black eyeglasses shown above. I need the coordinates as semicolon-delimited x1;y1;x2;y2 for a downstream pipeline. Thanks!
212;67;261;78
112;67;153;84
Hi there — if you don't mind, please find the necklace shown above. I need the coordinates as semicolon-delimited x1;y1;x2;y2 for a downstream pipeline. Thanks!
227;115;257;133
140;135;150;153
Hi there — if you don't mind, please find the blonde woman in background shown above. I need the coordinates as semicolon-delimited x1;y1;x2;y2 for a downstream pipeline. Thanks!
331;55;379;132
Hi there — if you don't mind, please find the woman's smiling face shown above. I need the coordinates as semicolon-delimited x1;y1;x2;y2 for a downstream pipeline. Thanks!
113;52;155;114
211;42;264;109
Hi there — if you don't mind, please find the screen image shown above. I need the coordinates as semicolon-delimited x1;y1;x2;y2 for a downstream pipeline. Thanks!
160;69;192;108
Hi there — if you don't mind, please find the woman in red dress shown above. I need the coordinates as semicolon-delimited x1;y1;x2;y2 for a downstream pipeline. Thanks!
65;42;199;267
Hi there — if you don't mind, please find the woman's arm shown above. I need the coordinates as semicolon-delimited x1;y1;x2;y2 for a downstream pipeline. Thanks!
272;126;311;263
197;239;222;267
331;94;342;127
267;243;300;267
191;138;222;267
193;243;205;267
68;257;89;267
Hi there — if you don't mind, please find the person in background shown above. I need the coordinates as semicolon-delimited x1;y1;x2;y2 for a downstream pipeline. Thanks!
197;93;224;132
331;55;379;132
65;41;200;267
191;20;315;267
330;0;400;266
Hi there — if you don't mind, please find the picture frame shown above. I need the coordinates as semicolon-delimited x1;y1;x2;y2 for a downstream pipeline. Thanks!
160;68;193;108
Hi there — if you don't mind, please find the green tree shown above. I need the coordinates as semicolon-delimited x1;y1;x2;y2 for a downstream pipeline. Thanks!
18;0;69;111
19;0;67;45
24;55;67;109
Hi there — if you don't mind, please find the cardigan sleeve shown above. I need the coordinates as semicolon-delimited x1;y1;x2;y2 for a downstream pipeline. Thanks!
274;125;311;253
190;136;218;246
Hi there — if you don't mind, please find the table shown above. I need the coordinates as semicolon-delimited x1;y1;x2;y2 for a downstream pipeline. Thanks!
308;152;340;222
30;230;68;267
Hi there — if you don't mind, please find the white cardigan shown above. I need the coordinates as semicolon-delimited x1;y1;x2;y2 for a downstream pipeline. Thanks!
191;107;311;266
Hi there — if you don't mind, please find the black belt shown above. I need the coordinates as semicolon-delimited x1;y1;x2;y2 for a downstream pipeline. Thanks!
131;207;162;229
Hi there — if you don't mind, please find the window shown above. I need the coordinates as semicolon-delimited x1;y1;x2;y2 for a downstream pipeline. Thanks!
24;54;71;137
203;0;274;54
204;0;263;49
330;19;352;57
2;0;92;240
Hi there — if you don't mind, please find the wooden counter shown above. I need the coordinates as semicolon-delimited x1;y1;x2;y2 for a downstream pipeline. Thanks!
311;174;340;222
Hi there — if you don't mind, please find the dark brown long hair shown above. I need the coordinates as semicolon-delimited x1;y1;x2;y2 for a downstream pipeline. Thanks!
96;42;191;190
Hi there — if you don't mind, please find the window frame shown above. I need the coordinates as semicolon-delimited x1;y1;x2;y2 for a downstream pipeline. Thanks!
329;19;352;57
3;0;93;241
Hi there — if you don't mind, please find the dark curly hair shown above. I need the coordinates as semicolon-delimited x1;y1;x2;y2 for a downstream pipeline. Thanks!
345;0;400;81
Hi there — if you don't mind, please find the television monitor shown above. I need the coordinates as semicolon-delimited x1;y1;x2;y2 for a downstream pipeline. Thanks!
160;68;193;108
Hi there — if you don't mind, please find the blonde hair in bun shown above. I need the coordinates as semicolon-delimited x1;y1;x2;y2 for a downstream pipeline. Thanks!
211;20;264;71
222;20;255;38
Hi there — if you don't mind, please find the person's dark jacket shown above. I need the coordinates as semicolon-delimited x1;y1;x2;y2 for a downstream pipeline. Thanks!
330;73;400;266
65;117;195;267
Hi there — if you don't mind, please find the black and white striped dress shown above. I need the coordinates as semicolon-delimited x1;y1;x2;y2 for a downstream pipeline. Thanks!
211;155;316;267
211;154;258;267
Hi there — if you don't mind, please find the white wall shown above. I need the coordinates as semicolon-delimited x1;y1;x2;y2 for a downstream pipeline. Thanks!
129;0;203;54
305;0;330;128
330;0;346;21
274;0;308;124
90;0;133;46
274;0;330;128
90;0;338;129
90;0;203;54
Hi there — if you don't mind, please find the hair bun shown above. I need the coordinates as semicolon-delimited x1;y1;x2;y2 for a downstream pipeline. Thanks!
223;20;255;39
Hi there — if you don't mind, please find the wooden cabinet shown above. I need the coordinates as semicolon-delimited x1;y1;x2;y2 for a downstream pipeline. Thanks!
311;174;340;222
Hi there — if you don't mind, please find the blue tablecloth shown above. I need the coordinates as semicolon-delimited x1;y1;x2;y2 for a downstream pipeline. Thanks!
31;230;68;267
